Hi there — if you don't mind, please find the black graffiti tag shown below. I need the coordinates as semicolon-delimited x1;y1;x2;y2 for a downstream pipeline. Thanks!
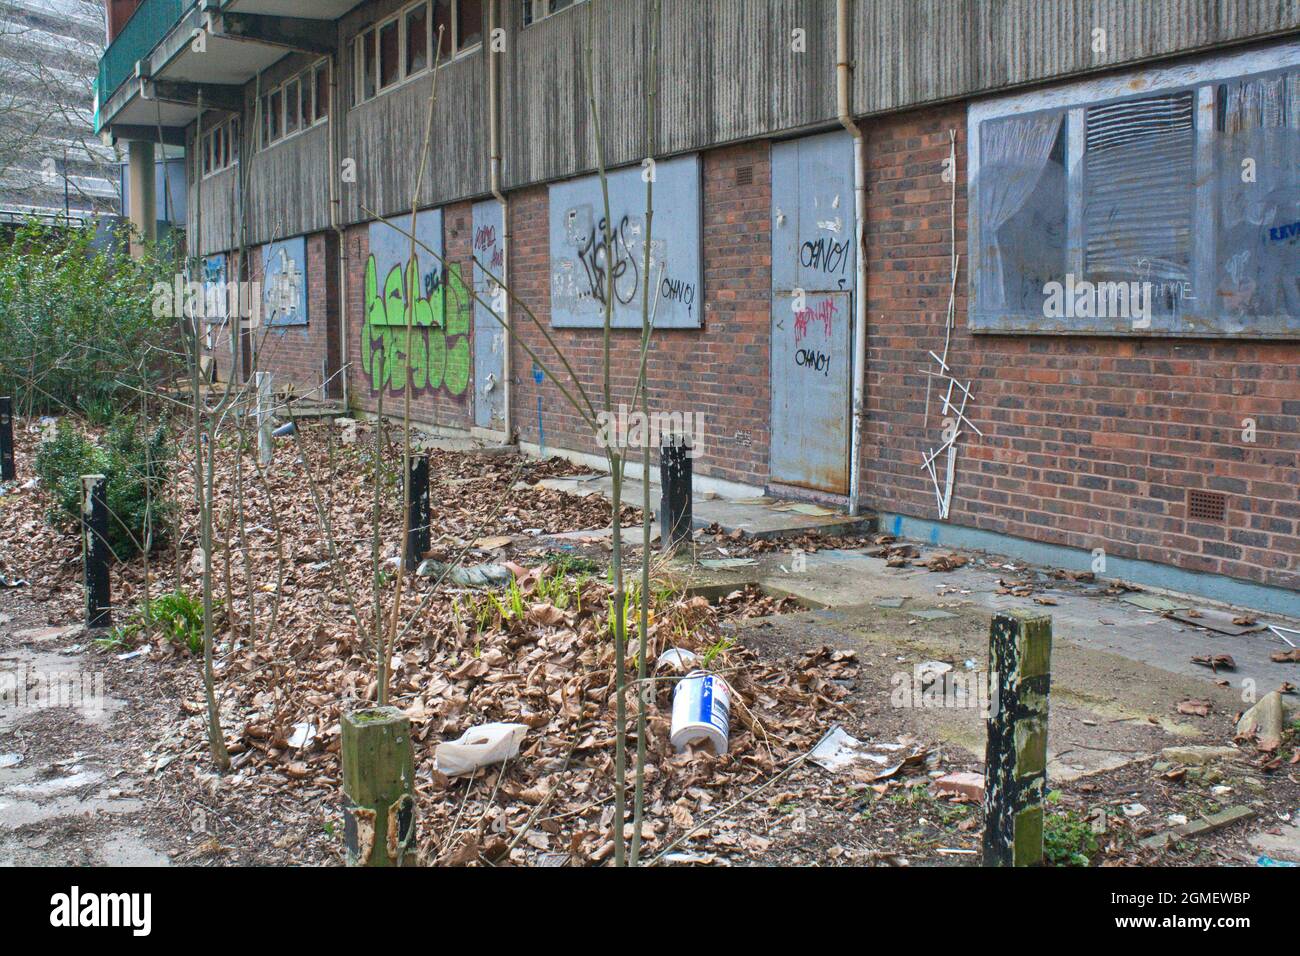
577;215;639;307
795;348;831;376
800;236;851;277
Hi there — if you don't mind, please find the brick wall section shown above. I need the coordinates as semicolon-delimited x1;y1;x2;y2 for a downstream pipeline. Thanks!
203;232;341;399
343;206;474;429
508;141;773;488
860;103;1300;591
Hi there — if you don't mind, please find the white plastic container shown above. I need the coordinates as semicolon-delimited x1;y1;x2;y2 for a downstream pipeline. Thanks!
670;670;731;755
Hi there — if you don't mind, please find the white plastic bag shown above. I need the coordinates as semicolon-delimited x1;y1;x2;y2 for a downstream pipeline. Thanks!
435;722;529;777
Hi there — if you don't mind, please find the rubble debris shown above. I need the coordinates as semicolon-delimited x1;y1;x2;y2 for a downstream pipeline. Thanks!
1191;653;1237;672
921;551;967;572
1158;746;1243;766
1270;649;1300;663
1168;608;1267;635
1176;699;1213;717
1236;691;1296;752
1140;805;1256;850
932;771;984;801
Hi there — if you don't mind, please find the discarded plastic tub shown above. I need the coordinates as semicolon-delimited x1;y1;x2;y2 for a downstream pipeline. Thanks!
670;670;731;755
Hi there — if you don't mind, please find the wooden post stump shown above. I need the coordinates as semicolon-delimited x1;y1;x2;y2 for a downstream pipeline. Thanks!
81;474;111;629
341;707;417;866
983;610;1052;866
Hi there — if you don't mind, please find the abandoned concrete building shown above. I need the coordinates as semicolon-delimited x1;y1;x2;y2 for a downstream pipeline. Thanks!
94;1;1300;616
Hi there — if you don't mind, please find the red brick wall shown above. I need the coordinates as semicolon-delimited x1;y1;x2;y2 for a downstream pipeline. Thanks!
860;103;1300;591
508;141;773;488
204;232;341;399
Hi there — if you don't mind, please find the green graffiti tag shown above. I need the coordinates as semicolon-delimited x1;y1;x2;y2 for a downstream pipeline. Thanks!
361;255;471;397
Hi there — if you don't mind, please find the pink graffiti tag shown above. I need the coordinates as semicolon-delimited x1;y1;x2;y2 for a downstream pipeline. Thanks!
793;296;838;345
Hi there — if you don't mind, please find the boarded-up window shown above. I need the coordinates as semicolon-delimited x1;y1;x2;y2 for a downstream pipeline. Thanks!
970;50;1300;337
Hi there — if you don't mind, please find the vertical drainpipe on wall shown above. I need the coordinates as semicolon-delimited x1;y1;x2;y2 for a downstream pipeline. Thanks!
489;0;511;440
329;44;350;410
837;0;867;517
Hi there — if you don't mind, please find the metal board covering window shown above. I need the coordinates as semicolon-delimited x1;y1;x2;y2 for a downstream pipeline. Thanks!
968;42;1300;338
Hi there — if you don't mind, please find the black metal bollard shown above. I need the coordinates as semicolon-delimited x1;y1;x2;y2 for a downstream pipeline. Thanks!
81;474;111;629
0;396;14;481
659;433;693;553
405;455;430;570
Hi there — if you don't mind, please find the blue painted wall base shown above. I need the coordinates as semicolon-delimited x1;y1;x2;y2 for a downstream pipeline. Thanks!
881;513;1300;621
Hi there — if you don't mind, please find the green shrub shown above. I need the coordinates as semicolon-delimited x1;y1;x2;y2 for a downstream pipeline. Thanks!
34;417;175;559
0;220;180;422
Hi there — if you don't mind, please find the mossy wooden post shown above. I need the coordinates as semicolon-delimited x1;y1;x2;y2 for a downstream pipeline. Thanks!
983;610;1052;866
81;474;111;629
342;707;417;866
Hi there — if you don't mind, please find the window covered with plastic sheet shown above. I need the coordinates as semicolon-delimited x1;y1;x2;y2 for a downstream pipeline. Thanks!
969;48;1300;338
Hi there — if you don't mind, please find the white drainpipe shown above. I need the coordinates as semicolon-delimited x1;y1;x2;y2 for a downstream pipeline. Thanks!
328;49;350;410
837;0;867;516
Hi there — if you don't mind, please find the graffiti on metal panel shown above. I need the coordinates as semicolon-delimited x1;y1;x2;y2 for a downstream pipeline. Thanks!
792;295;838;378
361;254;471;397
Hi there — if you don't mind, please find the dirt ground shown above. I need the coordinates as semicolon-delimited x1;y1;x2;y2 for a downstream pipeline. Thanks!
2;417;1298;867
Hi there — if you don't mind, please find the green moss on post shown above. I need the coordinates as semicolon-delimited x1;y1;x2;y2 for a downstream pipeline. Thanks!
983;610;1052;867
341;706;417;866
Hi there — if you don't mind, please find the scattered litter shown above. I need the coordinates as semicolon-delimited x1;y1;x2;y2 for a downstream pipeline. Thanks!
472;535;513;551
655;648;698;672
874;597;906;608
0;573;28;588
1167;814;1188;826
435;723;529;777
1123;803;1148;818
116;650;147;661
670;671;731;755
1268;625;1298;648
417;559;514;588
1257;855;1299;867
0;753;23;769
807;726;925;781
287;721;317;749
1168;608;1266;635
935;847;977;855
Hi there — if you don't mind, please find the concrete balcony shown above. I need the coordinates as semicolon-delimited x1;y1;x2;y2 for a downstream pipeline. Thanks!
96;0;361;144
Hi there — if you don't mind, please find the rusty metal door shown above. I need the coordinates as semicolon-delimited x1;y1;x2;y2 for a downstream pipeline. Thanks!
769;131;855;494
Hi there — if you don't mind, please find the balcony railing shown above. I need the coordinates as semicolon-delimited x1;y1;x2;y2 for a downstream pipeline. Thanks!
96;0;196;109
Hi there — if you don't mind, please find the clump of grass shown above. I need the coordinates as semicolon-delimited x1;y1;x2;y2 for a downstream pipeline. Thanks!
105;590;211;655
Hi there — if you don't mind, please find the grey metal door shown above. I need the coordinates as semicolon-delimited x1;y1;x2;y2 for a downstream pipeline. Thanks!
472;199;506;431
769;131;856;494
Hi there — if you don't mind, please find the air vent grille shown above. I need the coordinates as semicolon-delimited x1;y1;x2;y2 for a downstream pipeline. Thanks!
736;165;754;187
1187;489;1227;522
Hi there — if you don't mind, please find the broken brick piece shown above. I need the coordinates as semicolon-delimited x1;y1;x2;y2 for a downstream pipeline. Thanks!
934;771;985;801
